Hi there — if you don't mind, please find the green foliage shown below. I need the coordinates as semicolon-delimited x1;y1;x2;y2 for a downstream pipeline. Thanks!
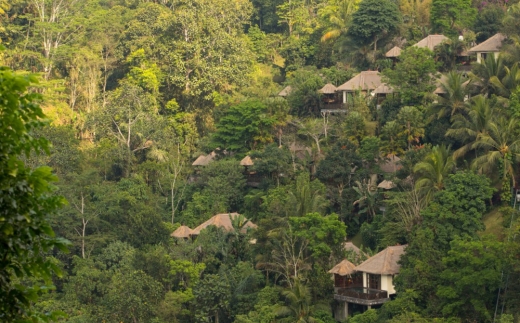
430;0;476;35
0;66;68;322
474;5;504;42
437;236;505;321
383;47;437;106
289;212;346;260
286;68;324;116
347;0;401;51
211;100;276;152
348;308;378;323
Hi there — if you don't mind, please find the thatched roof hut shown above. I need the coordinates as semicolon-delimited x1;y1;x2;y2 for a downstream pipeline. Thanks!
240;155;254;166
329;259;357;276
468;33;506;54
377;180;396;190
318;83;338;94
385;46;402;58
336;71;382;92
191;213;257;235
413;35;448;51
355;245;406;275
278;86;292;97
171;225;193;238
192;152;216;166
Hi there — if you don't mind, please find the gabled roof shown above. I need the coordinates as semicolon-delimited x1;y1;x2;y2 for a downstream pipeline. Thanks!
413;35;448;51
192;151;216;166
329;259;357;276
171;225;192;238
385;46;402;57
468;33;506;53
191;213;257;235
355;245;406;275
240;155;254;166
318;83;337;94
373;83;394;94
278;85;292;97
336;71;382;92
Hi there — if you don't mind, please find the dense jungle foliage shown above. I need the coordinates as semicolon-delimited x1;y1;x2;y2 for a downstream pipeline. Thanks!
2;0;520;322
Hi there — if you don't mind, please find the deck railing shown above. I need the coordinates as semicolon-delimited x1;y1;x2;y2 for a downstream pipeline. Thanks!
337;287;388;300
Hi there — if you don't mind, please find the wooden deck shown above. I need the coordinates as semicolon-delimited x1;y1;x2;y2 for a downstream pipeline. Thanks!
334;287;390;306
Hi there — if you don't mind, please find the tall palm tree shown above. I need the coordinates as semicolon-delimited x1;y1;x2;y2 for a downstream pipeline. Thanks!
276;280;319;323
431;71;468;119
471;117;520;198
413;145;455;202
446;95;494;159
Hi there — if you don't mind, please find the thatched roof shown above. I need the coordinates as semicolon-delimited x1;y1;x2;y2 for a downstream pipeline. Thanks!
379;154;402;173
318;83;337;94
171;225;192;238
329;259;357;276
278;86;292;97
192;151;216;166
434;74;449;94
468;33;506;53
413;35;448;51
191;213;257;235
385;46;402;57
336;71;382;92
344;242;362;255
378;180;396;190
373;83;394;94
240;155;254;166
355;245;406;275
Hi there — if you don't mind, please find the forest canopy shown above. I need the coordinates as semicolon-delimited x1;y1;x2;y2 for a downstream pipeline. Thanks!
1;0;520;322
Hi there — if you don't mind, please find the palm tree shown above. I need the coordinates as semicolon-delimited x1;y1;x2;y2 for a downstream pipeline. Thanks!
288;172;327;217
490;62;520;98
276;280;319;323
469;54;505;96
471;117;520;199
319;0;360;42
446;95;494;159
353;179;381;220
413;145;455;202
431;71;468;119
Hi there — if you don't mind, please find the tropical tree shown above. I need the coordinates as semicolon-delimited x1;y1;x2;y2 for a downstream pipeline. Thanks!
430;71;468;119
383;47;437;106
471;117;520;200
446;95;495;159
211;100;276;152
318;0;360;41
396;106;425;149
434;39;467;72
469;54;505;96
0;65;67;321
288;172;328;217
413;145;455;202
353;180;381;220
380;120;406;156
430;0;476;35
347;0;401;53
490;62;520;98
276;280;320;323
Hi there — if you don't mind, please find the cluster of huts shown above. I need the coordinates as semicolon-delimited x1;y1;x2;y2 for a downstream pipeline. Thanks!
170;212;257;239
278;33;507;113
